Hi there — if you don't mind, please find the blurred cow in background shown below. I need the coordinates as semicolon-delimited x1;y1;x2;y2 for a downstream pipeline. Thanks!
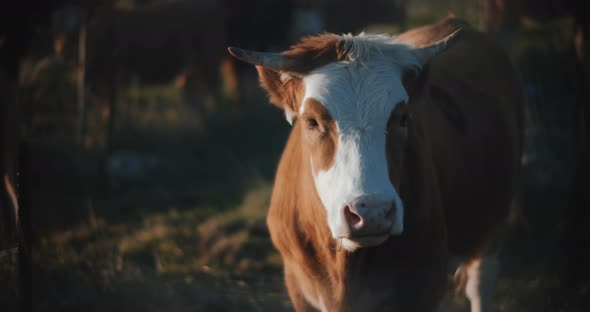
315;0;408;34
224;0;296;51
86;0;233;123
482;0;588;61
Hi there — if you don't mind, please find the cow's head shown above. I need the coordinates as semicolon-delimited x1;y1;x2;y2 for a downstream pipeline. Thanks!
229;30;460;251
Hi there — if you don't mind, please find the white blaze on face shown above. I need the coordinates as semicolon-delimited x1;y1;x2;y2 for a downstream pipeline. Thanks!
301;36;417;243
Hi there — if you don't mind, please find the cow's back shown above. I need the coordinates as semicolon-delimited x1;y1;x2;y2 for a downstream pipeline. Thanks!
398;16;524;257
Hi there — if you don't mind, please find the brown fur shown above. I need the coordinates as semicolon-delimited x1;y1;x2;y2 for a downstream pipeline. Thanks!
394;14;471;48
282;33;349;73
300;98;338;173
256;33;348;118
256;66;305;115
258;17;523;311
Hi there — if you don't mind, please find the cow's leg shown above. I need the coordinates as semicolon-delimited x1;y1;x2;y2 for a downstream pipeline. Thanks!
463;253;500;312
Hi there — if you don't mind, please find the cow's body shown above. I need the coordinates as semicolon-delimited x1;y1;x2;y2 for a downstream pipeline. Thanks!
231;16;523;312
394;17;524;257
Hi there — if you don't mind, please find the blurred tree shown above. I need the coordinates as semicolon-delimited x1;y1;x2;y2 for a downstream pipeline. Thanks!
1;1;68;310
224;0;295;51
480;0;522;33
314;0;408;34
480;0;590;302
84;0;230;155
480;0;588;144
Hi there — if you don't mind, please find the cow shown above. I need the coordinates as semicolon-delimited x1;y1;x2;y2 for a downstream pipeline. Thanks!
228;16;523;312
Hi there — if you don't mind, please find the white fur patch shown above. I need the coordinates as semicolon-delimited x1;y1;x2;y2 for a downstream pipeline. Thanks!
303;34;419;247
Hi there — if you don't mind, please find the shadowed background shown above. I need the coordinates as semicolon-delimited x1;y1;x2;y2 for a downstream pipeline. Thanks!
1;0;589;311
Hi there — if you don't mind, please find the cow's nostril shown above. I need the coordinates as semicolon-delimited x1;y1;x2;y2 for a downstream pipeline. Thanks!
344;205;363;228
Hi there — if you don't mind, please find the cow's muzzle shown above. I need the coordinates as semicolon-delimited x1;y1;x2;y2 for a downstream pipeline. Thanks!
338;195;398;247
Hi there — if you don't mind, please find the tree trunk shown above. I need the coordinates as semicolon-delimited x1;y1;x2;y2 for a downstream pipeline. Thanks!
0;65;31;312
77;20;87;146
0;72;18;249
0;70;19;311
479;0;523;54
17;142;32;312
574;21;590;148
106;77;120;157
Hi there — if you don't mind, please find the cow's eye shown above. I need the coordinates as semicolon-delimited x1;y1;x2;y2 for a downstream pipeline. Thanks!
306;117;319;130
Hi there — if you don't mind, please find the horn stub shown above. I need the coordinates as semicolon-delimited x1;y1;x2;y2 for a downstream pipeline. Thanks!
227;46;296;72
227;47;246;60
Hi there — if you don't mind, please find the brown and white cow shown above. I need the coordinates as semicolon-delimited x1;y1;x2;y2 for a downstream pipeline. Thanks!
229;16;523;312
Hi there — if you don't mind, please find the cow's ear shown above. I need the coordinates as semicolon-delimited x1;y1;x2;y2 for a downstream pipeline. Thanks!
227;47;303;125
256;66;303;125
412;28;462;65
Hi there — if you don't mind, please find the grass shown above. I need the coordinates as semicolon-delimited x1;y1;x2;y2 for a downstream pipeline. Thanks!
26;60;294;310
35;181;277;274
32;143;290;311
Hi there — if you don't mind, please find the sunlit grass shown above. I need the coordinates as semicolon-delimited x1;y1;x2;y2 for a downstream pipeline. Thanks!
35;180;278;280
126;80;182;103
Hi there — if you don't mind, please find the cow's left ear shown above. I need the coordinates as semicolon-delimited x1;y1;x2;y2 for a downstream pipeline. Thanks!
228;47;303;125
256;66;303;125
412;28;463;65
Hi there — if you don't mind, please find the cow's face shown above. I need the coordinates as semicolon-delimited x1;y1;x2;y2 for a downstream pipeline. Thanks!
300;53;411;251
228;31;460;251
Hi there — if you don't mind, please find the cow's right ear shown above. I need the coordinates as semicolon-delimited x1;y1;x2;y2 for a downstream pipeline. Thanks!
228;47;303;125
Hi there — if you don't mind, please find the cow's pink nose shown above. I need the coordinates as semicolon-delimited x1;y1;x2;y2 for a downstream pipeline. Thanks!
343;196;395;236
